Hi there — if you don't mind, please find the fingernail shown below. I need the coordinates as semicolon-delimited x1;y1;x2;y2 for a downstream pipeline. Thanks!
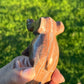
22;68;35;81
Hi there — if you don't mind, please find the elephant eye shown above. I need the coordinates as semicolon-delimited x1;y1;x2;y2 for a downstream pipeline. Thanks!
56;21;61;26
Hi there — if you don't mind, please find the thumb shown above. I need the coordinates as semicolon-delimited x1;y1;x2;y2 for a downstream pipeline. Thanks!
20;67;35;83
50;68;65;84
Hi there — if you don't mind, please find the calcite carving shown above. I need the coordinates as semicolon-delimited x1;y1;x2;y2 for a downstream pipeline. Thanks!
22;17;64;84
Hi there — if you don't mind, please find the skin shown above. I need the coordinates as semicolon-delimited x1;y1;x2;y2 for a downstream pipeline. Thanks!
0;56;65;84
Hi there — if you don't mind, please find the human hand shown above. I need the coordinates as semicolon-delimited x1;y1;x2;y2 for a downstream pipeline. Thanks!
0;56;65;84
0;56;35;84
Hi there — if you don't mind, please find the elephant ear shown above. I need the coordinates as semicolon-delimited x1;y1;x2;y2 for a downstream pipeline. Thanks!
55;21;65;36
22;46;30;56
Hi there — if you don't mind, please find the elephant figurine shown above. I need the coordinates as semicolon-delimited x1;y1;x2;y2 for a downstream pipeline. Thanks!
22;17;64;84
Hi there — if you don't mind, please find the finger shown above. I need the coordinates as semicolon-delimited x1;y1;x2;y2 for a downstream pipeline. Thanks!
24;57;32;67
20;67;35;83
15;59;24;68
20;58;26;67
50;80;58;84
15;56;32;68
19;57;32;67
15;60;21;68
51;68;65;84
